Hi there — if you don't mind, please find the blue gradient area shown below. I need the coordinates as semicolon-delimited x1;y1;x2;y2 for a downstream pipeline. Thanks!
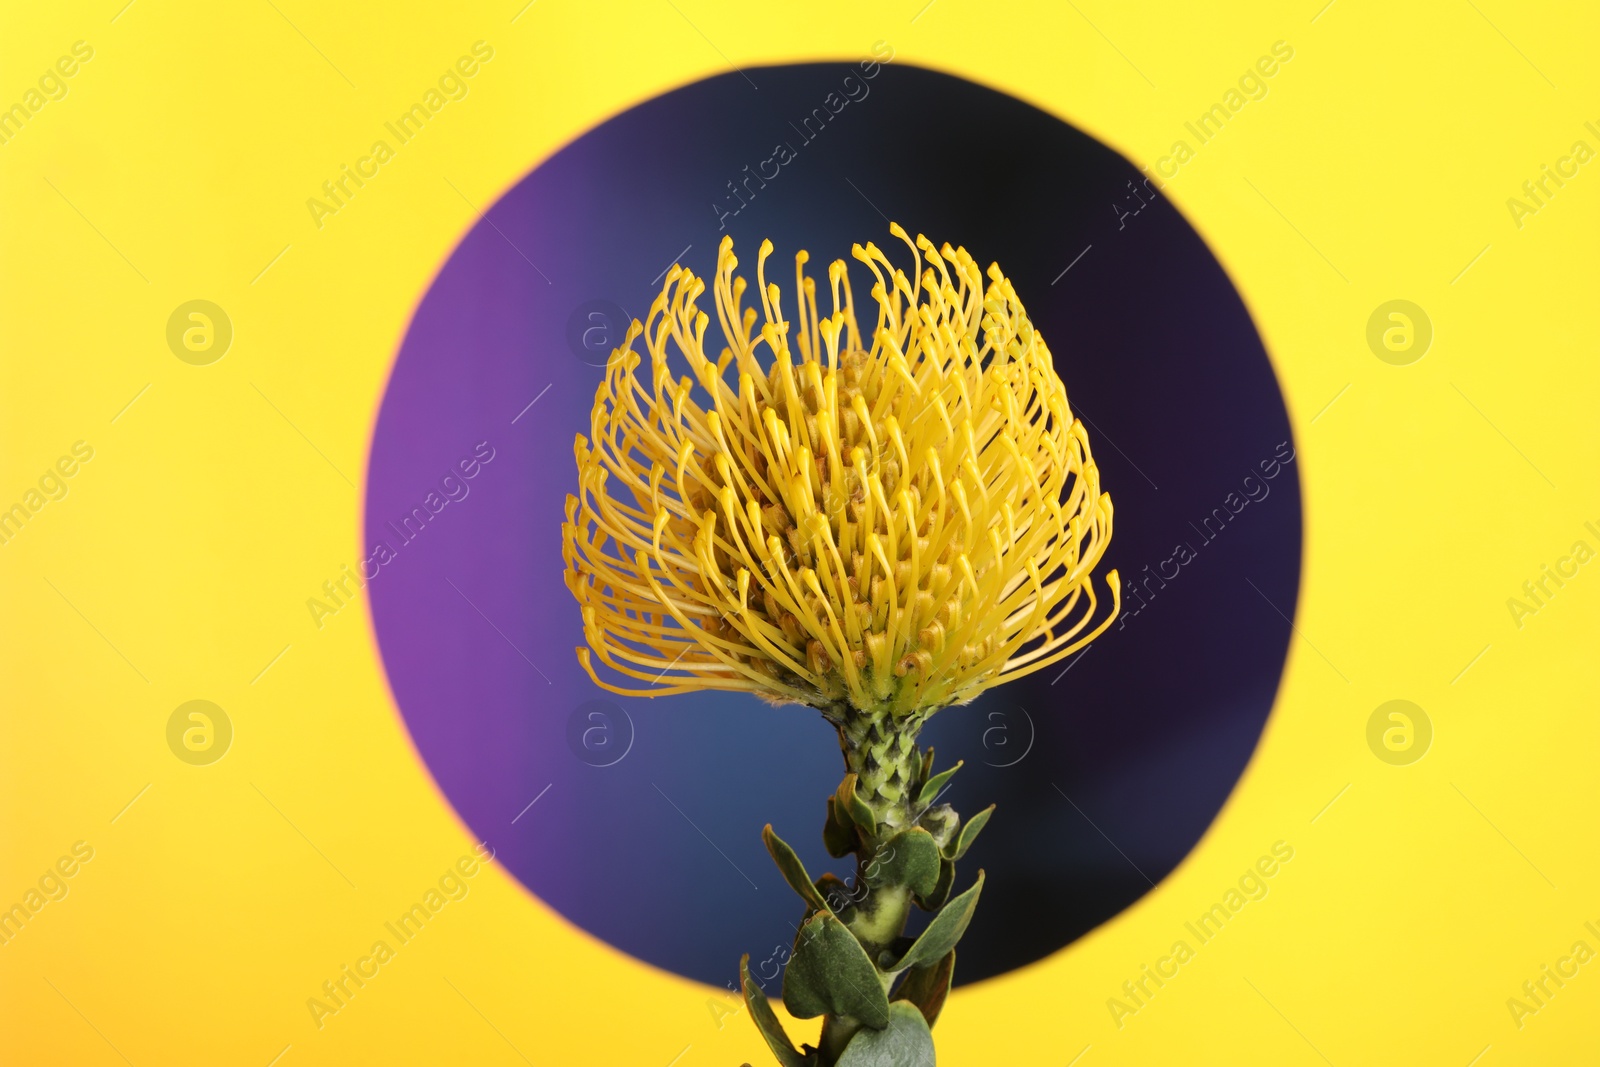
365;62;1301;990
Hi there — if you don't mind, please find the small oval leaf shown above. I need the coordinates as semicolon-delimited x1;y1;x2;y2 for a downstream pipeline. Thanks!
837;774;877;837
917;804;958;852
894;949;955;1029
835;1001;935;1066
913;858;955;912
763;824;831;913
915;760;963;808
944;803;994;861
823;796;860;858
741;955;810;1067
884;871;984;974
783;911;891;1030
814;872;859;920
865;828;941;899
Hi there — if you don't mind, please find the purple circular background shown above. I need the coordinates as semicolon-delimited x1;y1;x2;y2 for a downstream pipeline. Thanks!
366;62;1300;989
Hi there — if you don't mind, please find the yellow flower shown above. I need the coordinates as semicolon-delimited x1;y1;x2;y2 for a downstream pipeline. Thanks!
563;225;1118;720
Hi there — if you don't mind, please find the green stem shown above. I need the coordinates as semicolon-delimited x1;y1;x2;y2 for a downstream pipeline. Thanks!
836;710;925;834
815;876;915;1064
815;710;927;1065
746;706;961;1065
817;1013;861;1063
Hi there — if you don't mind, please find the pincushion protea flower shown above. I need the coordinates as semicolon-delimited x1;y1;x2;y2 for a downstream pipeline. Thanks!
563;226;1119;1066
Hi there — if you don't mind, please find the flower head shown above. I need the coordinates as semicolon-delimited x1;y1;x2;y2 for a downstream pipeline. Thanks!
564;226;1118;720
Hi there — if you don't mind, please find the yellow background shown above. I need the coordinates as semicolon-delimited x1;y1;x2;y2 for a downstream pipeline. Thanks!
3;1;1596;1063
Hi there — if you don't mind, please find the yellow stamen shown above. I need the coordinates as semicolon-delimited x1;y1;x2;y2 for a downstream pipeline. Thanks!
564;228;1119;717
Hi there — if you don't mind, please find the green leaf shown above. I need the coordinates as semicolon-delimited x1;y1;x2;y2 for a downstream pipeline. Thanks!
823;796;860;858
917;804;958;851
835;1001;935;1067
883;870;984;974
783;911;891;1030
913;859;955;912
763;824;831;913
944;804;994;861
814;873;859;919
894;950;955;1028
836;774;877;837
864;828;941;899
918;746;936;788
915;760;963;808
741;955;810;1067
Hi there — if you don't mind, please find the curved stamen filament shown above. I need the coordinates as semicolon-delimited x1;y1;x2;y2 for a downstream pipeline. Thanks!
564;228;1119;716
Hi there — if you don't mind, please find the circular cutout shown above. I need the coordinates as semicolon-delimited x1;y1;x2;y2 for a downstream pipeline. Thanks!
367;62;1301;988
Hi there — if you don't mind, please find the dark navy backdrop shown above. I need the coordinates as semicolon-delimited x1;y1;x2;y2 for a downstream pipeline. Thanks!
365;62;1301;989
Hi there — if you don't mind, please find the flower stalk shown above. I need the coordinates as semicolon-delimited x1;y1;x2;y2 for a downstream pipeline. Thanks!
563;226;1120;1065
